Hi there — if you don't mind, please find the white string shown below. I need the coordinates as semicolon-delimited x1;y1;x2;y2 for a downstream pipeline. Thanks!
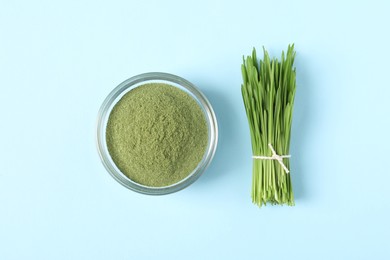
252;143;291;174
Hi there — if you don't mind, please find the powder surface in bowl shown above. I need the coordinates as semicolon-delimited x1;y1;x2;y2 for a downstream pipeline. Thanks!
106;83;208;187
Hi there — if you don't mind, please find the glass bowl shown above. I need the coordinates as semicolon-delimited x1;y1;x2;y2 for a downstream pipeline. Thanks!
96;72;218;195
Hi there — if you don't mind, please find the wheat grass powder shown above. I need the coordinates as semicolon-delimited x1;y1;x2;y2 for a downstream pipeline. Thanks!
106;83;208;187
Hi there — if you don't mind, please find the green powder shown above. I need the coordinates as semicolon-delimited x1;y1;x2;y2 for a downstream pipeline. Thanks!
106;83;208;187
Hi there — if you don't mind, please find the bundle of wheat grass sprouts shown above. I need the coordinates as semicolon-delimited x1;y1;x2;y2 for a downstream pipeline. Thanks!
241;45;296;207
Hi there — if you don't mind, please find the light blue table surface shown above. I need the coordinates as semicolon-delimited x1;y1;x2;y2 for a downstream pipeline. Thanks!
1;1;389;259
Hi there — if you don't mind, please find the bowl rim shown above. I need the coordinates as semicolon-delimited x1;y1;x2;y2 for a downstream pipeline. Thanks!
96;72;218;195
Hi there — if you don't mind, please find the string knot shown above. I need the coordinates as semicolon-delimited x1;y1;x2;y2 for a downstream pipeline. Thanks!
252;143;291;174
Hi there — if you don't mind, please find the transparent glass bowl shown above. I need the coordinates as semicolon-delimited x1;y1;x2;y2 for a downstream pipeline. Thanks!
96;72;218;195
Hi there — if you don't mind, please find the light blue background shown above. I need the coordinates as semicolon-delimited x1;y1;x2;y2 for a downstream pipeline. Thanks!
1;0;389;259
